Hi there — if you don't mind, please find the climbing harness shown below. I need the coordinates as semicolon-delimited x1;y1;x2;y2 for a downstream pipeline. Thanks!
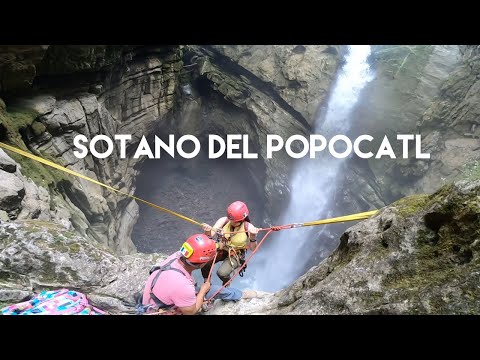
137;258;186;315
149;258;185;309
214;220;250;279
225;246;246;277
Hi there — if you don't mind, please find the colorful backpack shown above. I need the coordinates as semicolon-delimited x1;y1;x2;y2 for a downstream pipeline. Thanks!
1;289;107;315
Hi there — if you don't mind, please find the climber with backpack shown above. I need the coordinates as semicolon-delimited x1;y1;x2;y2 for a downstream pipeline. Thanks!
139;233;256;315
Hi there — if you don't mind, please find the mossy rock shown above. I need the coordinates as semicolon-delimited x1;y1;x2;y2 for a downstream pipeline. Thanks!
462;160;480;181
38;45;127;75
0;106;39;143
0;106;68;187
31;121;46;136
278;181;480;314
393;194;429;218
382;182;480;312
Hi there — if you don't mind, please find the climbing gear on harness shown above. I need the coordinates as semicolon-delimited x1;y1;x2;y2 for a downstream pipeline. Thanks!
238;257;247;277
227;201;249;222
222;221;249;250
180;233;217;265
227;247;245;271
212;229;225;245
201;301;215;312
220;220;250;278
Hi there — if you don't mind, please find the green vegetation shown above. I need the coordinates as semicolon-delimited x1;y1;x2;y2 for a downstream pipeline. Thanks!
381;182;480;313
62;267;80;282
462;160;480;181
369;45;435;80
0;106;38;146
31;121;46;136
391;183;463;219
393;194;429;217
0;106;67;187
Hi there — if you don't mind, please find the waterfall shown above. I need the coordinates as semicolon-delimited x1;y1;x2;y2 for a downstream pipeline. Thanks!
237;45;375;292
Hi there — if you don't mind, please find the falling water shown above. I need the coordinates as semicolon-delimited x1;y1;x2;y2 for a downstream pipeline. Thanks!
237;45;375;292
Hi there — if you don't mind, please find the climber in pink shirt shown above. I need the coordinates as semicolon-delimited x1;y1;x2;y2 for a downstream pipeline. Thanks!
140;233;257;315
142;234;215;315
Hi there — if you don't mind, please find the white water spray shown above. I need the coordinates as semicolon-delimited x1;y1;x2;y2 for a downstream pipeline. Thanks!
236;46;375;292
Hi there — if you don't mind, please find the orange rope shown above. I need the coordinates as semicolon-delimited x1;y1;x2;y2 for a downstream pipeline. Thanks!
205;250;219;283
205;226;283;302
220;225;290;235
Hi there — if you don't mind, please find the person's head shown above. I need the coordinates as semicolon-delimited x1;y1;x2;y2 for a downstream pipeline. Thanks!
179;234;217;269
227;201;249;226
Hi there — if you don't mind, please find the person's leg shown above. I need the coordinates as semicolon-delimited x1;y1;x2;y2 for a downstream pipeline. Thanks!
201;250;227;280
201;259;214;280
217;256;240;285
206;284;242;302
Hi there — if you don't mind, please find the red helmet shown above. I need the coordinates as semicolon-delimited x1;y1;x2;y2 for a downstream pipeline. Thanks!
227;201;249;222
180;234;216;264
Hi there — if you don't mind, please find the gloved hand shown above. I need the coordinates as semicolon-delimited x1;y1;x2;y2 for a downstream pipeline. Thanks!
200;281;211;294
201;223;212;232
248;225;259;236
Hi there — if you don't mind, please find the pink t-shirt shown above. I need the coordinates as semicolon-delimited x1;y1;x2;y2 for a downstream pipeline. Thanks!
142;251;196;310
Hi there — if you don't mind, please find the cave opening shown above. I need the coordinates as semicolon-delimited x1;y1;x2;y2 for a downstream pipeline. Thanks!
131;86;267;255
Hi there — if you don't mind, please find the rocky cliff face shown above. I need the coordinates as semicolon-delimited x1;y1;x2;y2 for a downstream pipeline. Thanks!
177;45;342;222
0;219;165;313
2;45;478;315
4;179;475;315
0;45;341;253
0;45;49;93
209;180;480;315
0;45;182;254
416;45;480;192
342;45;478;212
0;46;133;94
204;45;341;127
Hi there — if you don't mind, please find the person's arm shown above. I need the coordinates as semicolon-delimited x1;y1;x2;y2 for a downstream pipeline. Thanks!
246;223;259;251
177;282;211;315
201;223;214;237
202;217;228;238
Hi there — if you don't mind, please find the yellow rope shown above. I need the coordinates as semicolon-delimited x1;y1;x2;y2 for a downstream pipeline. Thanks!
0;142;202;226
301;210;379;227
0;142;378;230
